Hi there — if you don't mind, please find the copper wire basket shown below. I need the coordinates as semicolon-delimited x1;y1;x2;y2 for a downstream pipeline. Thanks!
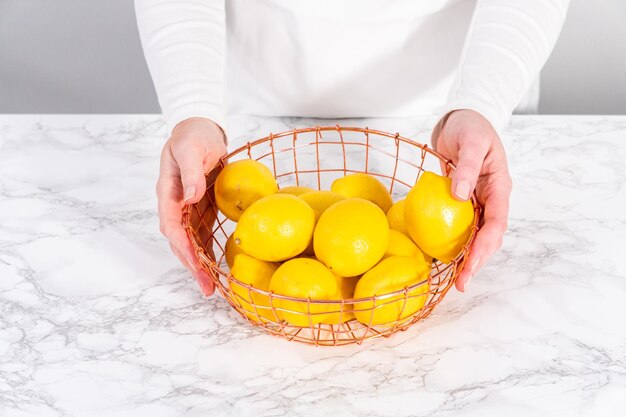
183;126;481;346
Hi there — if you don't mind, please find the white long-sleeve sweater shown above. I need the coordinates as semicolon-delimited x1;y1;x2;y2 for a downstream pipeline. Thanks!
135;0;569;136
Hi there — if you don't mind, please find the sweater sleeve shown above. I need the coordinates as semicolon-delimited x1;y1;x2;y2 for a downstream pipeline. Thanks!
134;0;226;136
443;0;570;133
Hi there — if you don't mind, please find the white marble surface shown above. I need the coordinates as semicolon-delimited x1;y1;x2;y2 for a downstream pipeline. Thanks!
1;114;625;417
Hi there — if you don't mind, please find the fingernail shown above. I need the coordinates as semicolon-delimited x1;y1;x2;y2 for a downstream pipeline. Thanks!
470;258;480;274
454;180;471;200
183;185;196;202
185;254;199;271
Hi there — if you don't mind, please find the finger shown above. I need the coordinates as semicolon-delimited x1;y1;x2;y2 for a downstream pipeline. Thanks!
158;176;201;272
170;140;208;205
161;215;201;272
170;242;195;271
451;139;490;201
456;183;510;292
172;245;215;296
194;269;215;296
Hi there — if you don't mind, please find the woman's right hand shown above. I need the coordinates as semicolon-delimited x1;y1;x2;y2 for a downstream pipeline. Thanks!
157;117;227;296
432;109;512;292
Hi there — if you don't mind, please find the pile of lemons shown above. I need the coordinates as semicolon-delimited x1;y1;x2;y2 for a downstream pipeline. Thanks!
215;159;474;327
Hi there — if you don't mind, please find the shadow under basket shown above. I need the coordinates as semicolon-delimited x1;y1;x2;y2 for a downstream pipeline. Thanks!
183;126;481;346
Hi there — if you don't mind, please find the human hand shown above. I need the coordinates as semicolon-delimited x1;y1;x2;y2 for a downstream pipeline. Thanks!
157;117;227;296
431;109;512;292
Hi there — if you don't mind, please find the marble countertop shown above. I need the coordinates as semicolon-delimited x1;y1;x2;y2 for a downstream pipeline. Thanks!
1;114;625;417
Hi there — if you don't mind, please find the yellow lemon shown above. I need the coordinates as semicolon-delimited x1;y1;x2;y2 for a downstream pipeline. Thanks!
322;275;359;324
215;159;278;221
278;185;315;196
299;191;346;220
384;230;429;264
405;172;475;263
224;233;246;269
353;256;430;327
233;194;315;262
386;199;408;235
331;173;393;212
314;198;389;277
230;254;279;323
269;258;338;327
299;191;347;256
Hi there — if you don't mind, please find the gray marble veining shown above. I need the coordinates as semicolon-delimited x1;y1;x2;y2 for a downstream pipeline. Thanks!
1;114;625;416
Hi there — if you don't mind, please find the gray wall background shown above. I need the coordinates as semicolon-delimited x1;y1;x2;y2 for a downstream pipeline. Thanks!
1;0;625;115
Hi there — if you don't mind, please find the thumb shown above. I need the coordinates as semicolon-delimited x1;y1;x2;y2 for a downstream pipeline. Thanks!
171;142;207;205
452;140;489;201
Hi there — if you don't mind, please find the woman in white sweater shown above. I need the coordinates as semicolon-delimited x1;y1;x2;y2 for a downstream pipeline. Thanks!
135;0;569;294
